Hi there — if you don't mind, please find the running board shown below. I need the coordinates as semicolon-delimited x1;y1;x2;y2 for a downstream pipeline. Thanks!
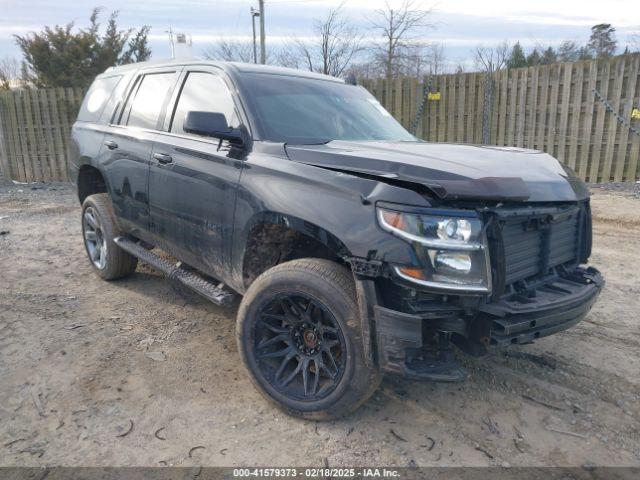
114;237;235;306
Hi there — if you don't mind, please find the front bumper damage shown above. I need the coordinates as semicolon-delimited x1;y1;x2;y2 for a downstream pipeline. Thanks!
356;266;604;382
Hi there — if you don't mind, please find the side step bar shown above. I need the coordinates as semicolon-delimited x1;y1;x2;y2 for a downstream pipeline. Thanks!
114;237;235;306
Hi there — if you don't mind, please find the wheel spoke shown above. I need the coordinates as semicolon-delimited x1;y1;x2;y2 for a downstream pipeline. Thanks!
259;345;292;359
280;298;301;325
302;358;311;396
260;322;289;335
302;299;314;320
323;349;339;377
88;244;99;261
324;338;340;348
257;333;287;350
311;359;320;396
261;313;287;322
84;230;98;242
274;351;295;383
84;211;98;229
281;358;303;387
319;362;337;380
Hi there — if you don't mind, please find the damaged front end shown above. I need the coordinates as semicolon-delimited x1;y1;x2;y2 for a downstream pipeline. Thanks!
352;199;604;382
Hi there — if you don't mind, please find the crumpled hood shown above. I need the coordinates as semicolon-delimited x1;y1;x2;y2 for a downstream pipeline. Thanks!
285;140;589;202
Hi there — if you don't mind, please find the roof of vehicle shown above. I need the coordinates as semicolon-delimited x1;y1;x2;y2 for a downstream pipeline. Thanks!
103;59;345;83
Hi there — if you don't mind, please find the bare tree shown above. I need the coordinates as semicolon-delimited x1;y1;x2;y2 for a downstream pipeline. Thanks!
401;42;429;77
0;56;20;90
396;41;445;77
203;38;255;63
473;41;509;74
343;60;384;82
369;0;433;82
294;3;363;77
425;42;446;75
473;41;509;144
272;42;303;69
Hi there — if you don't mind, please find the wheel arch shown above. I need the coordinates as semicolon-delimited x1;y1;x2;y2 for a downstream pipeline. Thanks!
77;164;110;204
238;211;354;291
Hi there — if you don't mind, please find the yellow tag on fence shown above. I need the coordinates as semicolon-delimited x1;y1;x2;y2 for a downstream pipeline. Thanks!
428;92;441;101
632;108;640;120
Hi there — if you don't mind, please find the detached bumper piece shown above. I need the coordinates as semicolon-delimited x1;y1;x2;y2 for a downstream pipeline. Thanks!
481;266;603;346
374;306;468;382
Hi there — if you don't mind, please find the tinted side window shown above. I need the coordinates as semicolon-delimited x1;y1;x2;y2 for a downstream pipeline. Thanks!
77;75;122;123
170;72;239;135
125;73;175;129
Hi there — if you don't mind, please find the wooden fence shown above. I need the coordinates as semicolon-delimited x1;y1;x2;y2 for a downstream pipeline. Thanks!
361;54;640;183
0;55;638;183
0;87;85;183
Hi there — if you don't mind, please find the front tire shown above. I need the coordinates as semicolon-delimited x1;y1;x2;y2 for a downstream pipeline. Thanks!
236;258;381;420
81;193;137;280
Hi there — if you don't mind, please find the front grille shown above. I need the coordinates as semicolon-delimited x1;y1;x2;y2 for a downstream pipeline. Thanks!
494;204;585;288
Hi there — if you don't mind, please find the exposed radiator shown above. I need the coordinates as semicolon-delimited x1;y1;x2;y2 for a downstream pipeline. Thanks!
496;206;582;287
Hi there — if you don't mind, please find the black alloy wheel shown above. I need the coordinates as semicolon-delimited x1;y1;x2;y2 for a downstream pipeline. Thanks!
254;292;346;401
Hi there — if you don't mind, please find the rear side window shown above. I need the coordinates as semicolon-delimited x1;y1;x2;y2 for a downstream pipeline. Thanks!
124;72;176;129
77;75;122;123
170;72;239;134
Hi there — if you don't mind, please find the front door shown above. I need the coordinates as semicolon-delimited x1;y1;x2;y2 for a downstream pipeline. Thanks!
148;69;244;280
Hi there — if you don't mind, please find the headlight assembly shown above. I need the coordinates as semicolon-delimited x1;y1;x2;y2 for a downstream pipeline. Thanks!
377;207;491;293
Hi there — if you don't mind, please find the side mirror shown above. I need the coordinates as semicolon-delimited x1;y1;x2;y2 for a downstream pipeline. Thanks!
183;111;245;146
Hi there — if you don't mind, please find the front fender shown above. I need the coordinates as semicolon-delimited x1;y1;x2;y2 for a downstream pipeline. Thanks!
229;150;431;292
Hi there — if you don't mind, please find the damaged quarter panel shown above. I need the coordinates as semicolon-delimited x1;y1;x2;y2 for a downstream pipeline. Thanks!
229;141;431;293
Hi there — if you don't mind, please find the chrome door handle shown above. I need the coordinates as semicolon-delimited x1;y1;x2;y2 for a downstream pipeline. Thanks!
153;152;173;164
104;140;118;150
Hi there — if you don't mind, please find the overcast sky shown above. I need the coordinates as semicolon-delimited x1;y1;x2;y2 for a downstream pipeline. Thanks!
2;0;639;69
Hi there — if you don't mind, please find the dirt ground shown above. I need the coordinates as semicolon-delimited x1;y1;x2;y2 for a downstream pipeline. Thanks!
0;183;639;468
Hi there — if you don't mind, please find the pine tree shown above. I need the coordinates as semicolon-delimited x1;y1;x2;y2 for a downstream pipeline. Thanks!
541;46;557;65
526;48;541;66
577;46;593;60
558;41;579;62
587;24;617;58
507;42;527;69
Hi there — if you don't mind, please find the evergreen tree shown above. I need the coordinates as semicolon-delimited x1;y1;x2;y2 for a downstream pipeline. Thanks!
15;8;151;88
558;41;579;62
587;23;617;58
526;48;541;66
577;46;593;60
120;26;152;64
507;42;527;68
541;46;557;65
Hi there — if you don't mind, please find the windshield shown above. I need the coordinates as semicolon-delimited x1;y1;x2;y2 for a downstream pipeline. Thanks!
237;73;416;144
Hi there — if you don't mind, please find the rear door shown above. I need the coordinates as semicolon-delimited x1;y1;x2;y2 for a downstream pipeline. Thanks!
101;67;180;236
148;67;245;279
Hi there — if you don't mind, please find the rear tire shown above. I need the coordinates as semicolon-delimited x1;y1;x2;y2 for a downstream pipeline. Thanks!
236;258;381;420
81;193;137;280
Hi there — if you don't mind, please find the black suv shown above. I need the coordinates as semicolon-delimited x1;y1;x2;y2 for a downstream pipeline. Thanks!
70;60;603;419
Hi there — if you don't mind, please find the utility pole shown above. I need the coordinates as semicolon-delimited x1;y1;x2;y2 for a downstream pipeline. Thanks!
250;7;260;64
166;26;175;59
259;0;266;64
